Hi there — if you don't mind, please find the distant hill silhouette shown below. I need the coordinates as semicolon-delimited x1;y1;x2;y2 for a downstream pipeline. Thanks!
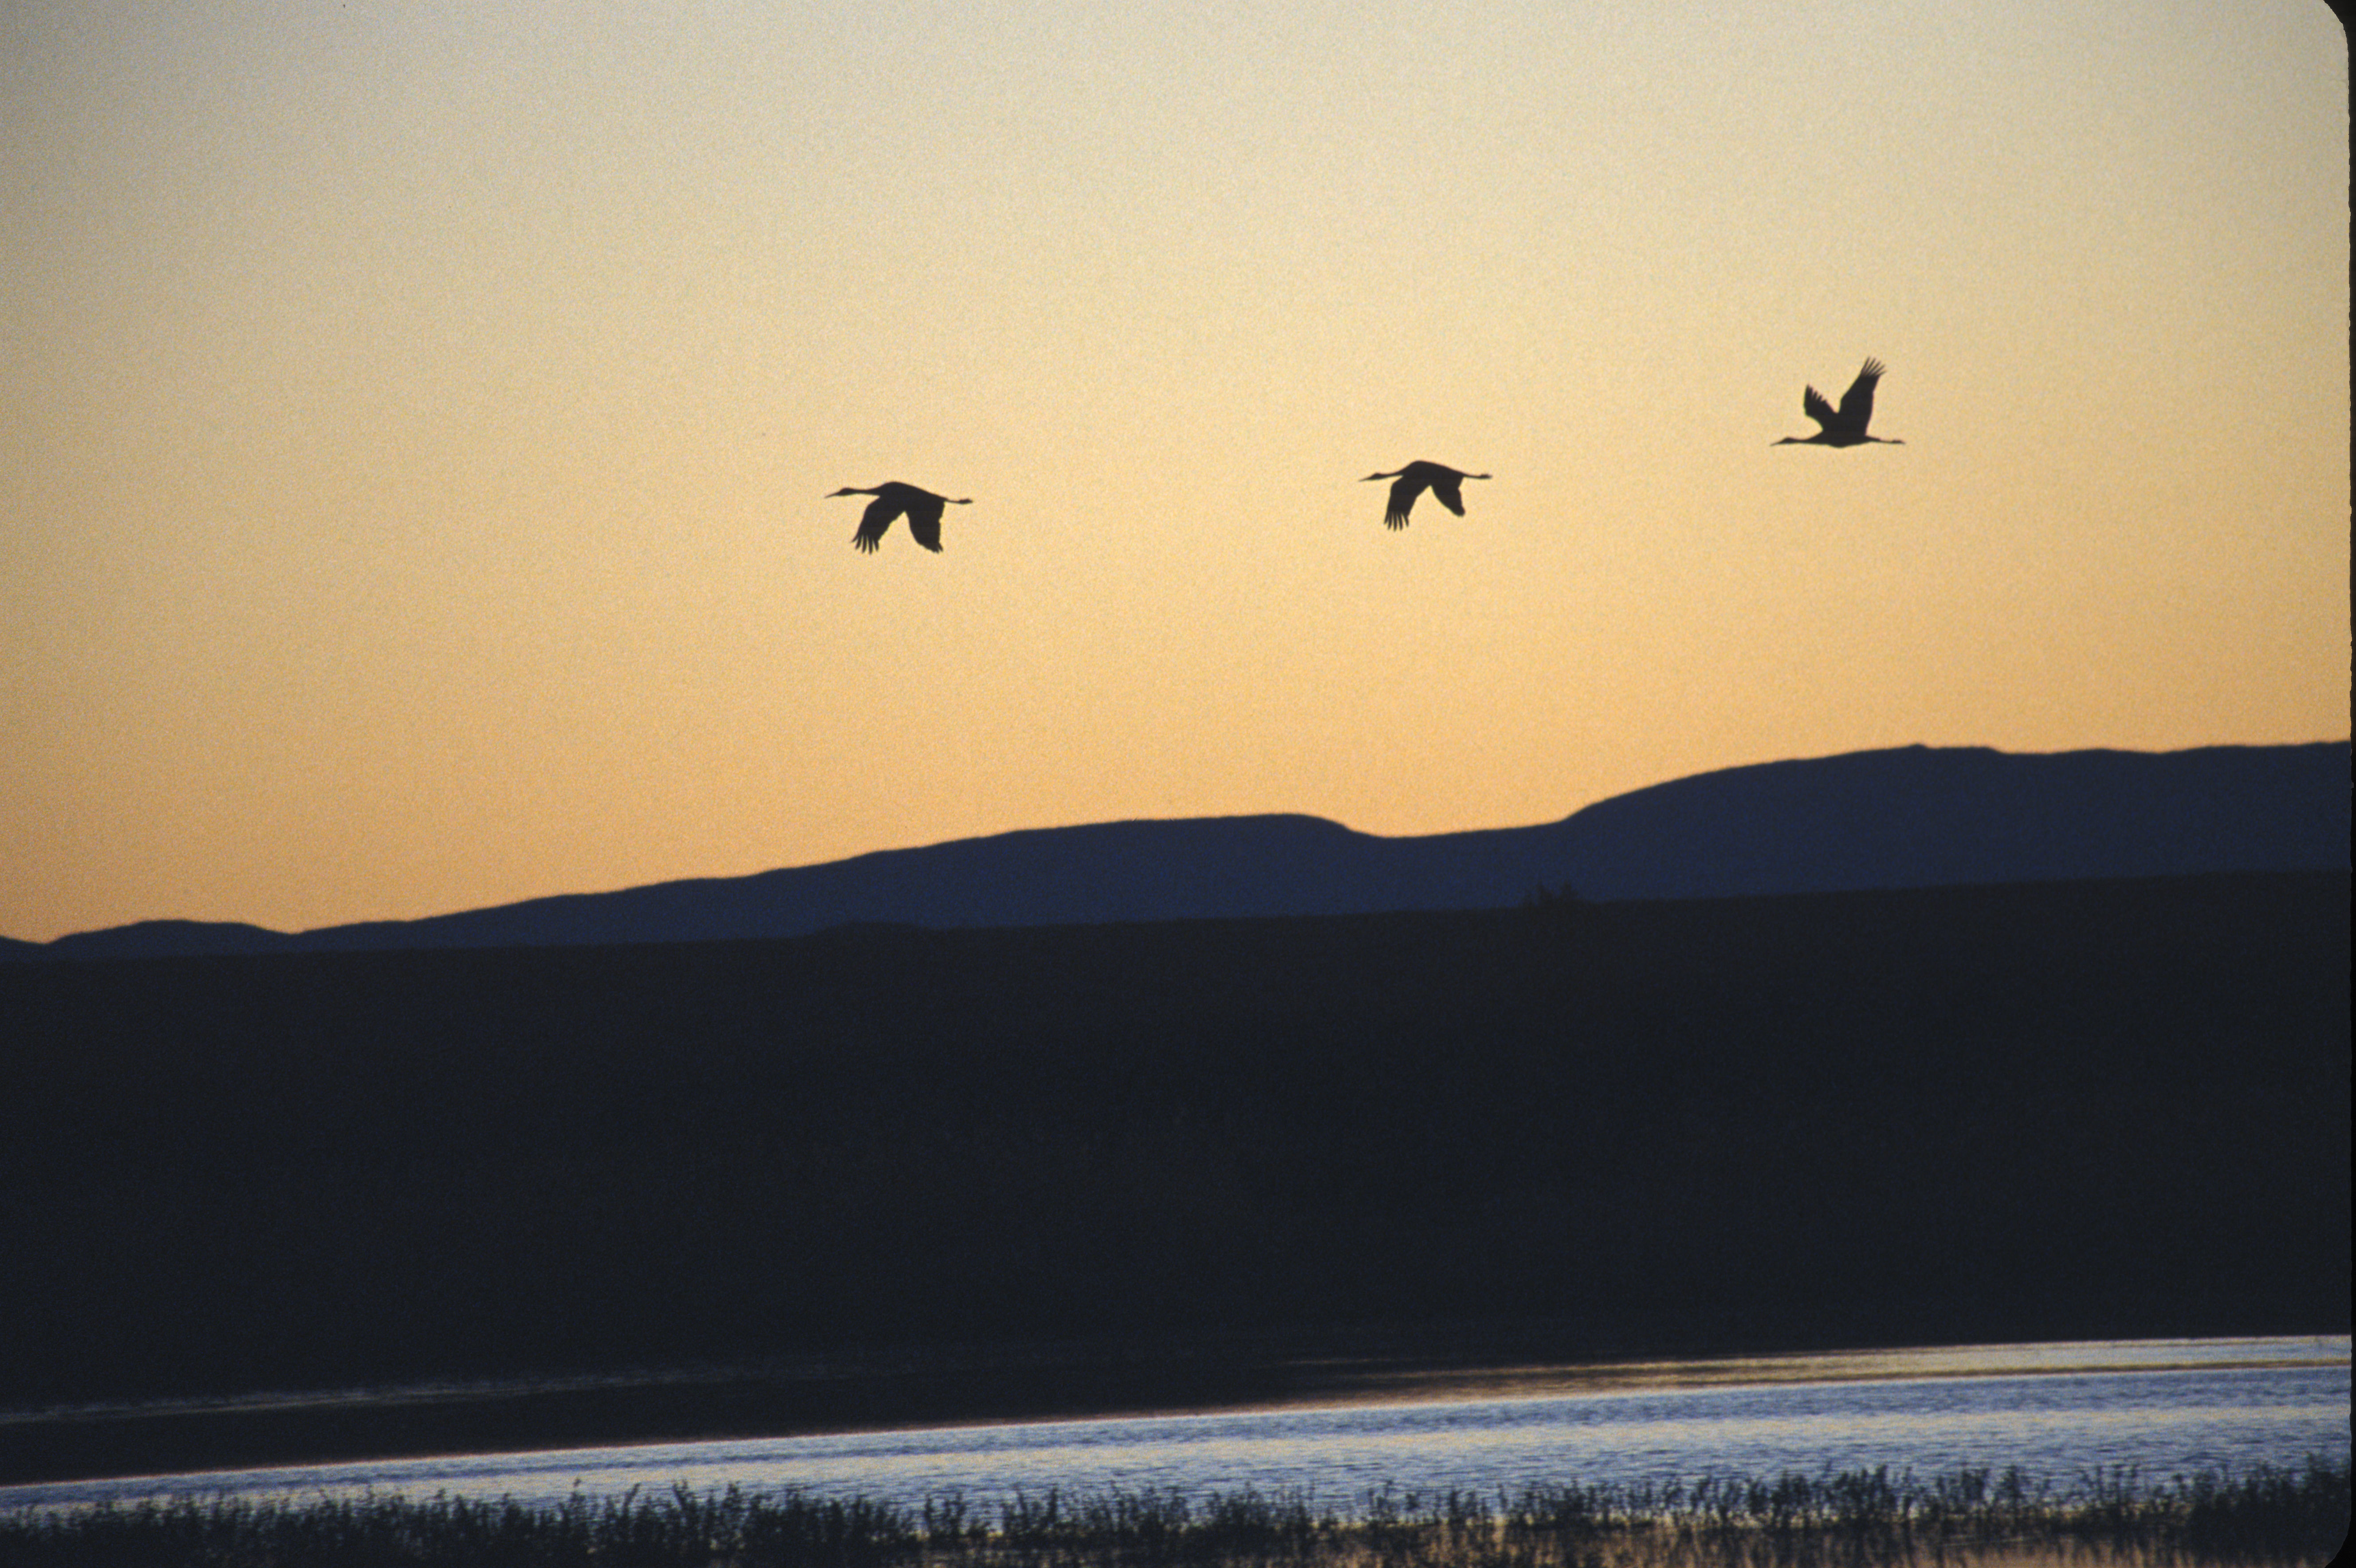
24;741;2348;960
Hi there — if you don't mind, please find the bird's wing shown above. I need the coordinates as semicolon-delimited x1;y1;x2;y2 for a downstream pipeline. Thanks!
1836;360;1884;432
1385;473;1425;529
905;496;946;552
1431;474;1466;516
1801;385;1838;431
852;495;904;553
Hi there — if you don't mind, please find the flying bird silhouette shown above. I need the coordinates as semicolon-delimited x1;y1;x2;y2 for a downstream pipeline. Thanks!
1775;359;1902;447
1362;462;1490;529
829;482;971;553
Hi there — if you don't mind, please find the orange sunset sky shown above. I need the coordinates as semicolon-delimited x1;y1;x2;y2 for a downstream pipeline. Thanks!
3;0;2348;943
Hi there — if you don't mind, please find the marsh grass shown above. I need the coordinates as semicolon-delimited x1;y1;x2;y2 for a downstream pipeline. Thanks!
1;1461;2344;1568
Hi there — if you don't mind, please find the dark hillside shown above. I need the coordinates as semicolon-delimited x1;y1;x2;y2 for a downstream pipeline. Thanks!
1548;741;2350;897
25;742;2347;957
0;871;2345;1479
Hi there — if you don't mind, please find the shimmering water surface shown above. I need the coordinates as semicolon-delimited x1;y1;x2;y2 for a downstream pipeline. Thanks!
11;1337;2347;1515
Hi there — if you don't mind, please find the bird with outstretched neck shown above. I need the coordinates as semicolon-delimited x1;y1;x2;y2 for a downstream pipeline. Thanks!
1362;462;1490;529
829;482;972;553
1775;359;1904;447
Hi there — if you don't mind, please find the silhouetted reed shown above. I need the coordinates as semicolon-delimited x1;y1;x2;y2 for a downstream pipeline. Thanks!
2;1459;2344;1568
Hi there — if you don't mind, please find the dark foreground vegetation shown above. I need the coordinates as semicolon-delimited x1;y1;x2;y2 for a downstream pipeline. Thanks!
1;872;2346;1482
4;1462;2348;1568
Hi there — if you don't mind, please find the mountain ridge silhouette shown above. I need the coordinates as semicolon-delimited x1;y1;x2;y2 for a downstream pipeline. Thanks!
23;740;2348;960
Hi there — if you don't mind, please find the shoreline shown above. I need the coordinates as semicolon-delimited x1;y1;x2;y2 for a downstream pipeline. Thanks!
7;1458;2349;1568
8;873;2344;1493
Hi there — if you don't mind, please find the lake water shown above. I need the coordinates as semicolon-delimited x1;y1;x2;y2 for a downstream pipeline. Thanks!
8;1336;2346;1517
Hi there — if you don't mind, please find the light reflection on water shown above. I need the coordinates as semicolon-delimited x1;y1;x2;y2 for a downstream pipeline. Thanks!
9;1336;2347;1516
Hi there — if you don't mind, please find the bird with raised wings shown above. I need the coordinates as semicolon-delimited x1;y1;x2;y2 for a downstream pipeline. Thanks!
1775;359;1903;447
829;482;971;553
1362;462;1490;529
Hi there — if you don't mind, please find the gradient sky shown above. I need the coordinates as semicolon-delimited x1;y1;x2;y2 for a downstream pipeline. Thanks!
3;0;2347;943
